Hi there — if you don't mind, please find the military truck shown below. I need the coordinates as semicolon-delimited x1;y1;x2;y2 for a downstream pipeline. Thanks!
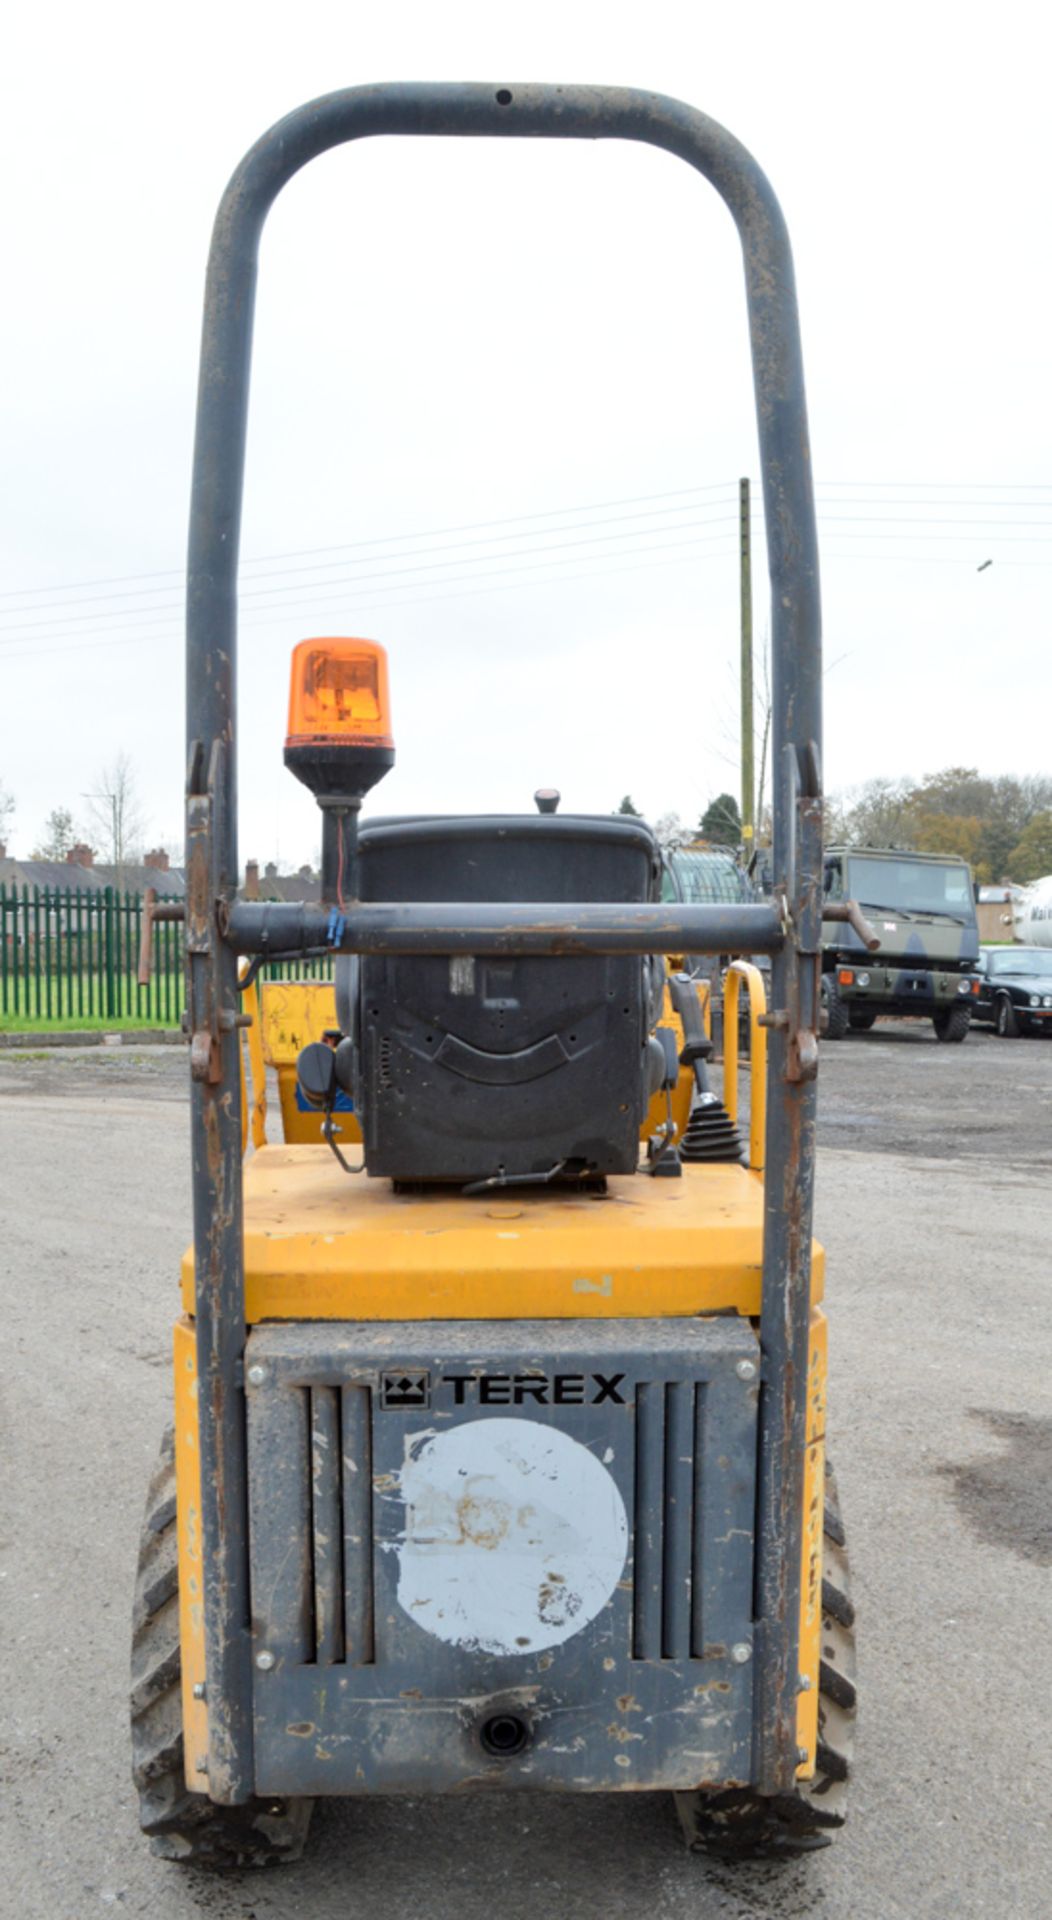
821;846;981;1041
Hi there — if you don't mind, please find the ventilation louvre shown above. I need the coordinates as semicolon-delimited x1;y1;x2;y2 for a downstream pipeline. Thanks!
253;1383;376;1669
339;1383;375;1666
632;1380;708;1660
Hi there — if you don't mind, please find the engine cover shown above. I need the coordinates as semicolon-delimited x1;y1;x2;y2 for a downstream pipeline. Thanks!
245;1317;759;1795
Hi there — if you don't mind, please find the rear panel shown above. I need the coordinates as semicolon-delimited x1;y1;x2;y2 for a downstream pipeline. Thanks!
246;1318;759;1794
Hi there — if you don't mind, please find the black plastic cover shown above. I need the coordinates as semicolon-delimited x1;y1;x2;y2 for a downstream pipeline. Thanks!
340;815;663;1183
296;1040;337;1108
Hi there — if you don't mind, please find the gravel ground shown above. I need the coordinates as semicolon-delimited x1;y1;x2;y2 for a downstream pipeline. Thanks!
2;1024;1050;1919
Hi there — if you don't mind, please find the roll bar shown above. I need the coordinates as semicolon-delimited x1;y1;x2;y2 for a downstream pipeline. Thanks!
184;83;823;1804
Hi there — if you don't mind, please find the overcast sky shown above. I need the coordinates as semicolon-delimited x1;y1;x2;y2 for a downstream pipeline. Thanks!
2;1;1049;870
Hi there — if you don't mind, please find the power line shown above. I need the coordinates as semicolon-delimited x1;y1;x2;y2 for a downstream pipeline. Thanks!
0;497;742;618
3;471;1050;658
818;514;1052;529
4;533;1051;669
821;551;1052;568
818;530;1052;543
0;538;740;665
0;479;738;602
5;497;1051;642
3;474;1050;606
816;478;1052;490
0;527;739;654
0;515;741;643
816;494;1052;509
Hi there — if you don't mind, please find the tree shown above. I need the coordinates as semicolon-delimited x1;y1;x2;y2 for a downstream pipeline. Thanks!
1008;812;1052;884
901;768;1052;877
910;766;989;819
616;795;642;816
0;781;13;846
837;776;916;848
828;767;1052;878
84;752;146;873
33;807;78;861
653;811;691;853
980;774;1052;877
699;793;742;846
909;810;985;873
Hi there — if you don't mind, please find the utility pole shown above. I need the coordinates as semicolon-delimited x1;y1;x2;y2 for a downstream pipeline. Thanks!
739;476;754;852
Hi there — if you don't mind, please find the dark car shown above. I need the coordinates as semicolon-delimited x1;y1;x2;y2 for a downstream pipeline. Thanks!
973;945;1052;1037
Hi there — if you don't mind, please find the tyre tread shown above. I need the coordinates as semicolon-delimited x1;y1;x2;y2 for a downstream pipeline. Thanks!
130;1429;312;1868
675;1466;857;1861
821;977;850;1041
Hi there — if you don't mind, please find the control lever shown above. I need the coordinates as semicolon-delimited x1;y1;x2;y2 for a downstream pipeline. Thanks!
822;900;881;951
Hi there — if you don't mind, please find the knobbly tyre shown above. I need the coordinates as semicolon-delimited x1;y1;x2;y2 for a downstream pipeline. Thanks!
820;845;980;1041
130;83;858;1869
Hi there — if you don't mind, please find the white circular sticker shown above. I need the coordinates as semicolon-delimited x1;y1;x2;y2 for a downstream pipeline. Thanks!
394;1417;628;1656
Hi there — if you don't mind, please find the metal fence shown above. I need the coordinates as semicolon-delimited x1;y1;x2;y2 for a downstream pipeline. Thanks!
0;883;332;1027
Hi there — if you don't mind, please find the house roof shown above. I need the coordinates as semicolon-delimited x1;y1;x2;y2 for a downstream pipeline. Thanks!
240;868;320;903
0;858;185;897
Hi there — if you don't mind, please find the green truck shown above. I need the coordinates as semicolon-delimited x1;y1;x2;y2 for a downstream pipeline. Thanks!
821;846;981;1041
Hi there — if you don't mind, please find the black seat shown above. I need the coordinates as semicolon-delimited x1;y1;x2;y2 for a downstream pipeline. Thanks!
338;815;665;1184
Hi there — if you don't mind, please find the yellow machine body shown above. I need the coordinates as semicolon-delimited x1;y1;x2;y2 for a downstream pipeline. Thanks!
179;961;825;1786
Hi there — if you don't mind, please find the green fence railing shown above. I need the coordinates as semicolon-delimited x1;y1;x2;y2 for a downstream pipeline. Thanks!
0;883;333;1028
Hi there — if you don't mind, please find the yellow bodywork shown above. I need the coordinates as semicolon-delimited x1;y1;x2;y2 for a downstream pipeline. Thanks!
796;1307;827;1772
180;1148;823;1322
249;977;363;1147
722;961;768;1172
184;962;825;1788
173;1317;208;1787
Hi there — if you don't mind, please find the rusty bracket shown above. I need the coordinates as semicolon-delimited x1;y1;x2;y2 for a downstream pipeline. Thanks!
761;1006;818;1076
136;886;186;986
185;739;226;1084
774;744;824;1084
218;1008;253;1032
771;884;793;941
787;1021;819;1082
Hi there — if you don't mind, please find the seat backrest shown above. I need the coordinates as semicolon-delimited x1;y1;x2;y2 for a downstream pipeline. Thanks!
341;815;662;1183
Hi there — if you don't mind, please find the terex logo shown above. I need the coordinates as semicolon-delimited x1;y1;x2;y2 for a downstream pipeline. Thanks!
440;1372;626;1407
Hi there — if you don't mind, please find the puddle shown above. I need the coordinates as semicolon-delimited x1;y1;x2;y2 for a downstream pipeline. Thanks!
938;1409;1052;1565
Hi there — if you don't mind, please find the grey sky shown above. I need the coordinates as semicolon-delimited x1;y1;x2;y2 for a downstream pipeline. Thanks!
2;1;1049;869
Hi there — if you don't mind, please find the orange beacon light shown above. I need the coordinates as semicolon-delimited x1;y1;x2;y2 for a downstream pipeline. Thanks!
284;638;395;800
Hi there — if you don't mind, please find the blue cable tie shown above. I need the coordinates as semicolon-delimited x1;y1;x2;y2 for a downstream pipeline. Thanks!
327;909;346;948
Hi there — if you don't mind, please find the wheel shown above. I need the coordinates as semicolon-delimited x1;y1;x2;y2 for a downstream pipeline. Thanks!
995;993;1020;1038
675;1465;856;1860
820;976;850;1041
131;1428;313;1867
848;1009;877;1031
933;1002;971;1043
